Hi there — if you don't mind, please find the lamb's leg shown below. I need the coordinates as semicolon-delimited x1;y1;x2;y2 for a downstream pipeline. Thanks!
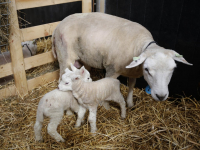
34;121;43;142
75;106;87;127
127;78;136;108
106;93;126;119
47;113;65;142
101;72;120;110
88;106;98;133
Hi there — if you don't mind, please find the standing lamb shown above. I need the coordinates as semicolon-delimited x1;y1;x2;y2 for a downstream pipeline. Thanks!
34;66;91;142
61;67;126;133
52;12;192;107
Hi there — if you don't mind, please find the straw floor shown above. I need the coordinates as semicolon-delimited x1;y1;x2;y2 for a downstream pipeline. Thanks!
1;66;200;149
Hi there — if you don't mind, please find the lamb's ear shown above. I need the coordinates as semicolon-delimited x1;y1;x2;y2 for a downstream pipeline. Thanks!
64;68;72;73
170;50;193;65
79;66;86;75
126;53;147;68
70;63;78;71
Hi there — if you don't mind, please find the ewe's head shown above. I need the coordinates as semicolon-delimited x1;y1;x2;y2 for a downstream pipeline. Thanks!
21;40;37;55
126;49;192;101
70;64;92;82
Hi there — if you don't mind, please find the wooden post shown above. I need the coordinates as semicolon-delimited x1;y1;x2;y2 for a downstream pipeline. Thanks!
82;0;92;13
9;0;28;96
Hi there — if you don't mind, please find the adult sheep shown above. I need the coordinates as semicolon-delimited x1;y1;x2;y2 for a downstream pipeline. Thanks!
52;12;192;107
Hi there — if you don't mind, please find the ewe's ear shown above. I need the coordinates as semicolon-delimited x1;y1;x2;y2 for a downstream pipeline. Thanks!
33;39;36;45
170;50;193;65
126;53;147;68
70;63;78;71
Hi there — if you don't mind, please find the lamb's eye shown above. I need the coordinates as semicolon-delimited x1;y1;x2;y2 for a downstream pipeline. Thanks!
88;78;90;80
65;82;69;84
145;68;149;72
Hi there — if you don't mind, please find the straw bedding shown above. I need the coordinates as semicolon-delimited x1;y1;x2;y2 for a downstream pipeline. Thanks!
1;67;200;149
0;10;200;149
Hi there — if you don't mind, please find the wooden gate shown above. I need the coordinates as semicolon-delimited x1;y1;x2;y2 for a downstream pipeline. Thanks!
0;0;92;99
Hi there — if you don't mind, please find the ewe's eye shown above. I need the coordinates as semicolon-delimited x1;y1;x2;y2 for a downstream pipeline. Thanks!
88;78;90;80
145;68;152;76
65;82;69;84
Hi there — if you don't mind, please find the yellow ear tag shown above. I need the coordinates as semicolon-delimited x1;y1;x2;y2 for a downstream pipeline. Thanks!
133;57;140;61
175;54;183;57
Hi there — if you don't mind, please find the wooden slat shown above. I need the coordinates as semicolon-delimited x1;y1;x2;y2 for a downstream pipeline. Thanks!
0;70;59;99
9;0;28;96
0;51;56;78
82;0;92;13
20;22;60;42
16;0;81;10
24;51;56;71
0;63;12;78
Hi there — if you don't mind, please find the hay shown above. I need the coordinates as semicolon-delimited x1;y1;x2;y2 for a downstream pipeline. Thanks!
1;68;200;149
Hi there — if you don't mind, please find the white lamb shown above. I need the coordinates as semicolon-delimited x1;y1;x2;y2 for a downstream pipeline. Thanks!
34;66;91;142
61;67;126;133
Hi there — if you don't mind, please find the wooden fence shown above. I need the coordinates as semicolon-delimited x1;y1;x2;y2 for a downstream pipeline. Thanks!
0;0;92;99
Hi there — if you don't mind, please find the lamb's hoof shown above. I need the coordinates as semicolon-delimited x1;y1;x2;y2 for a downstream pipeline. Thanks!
127;102;134;108
35;136;43;142
56;138;65;142
121;116;126;120
81;119;86;124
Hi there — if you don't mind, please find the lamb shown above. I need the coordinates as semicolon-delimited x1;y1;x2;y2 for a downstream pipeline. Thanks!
61;67;126;133
34;66;91;142
52;12;192;107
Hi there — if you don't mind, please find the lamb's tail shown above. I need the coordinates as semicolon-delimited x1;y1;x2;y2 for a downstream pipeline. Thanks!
34;105;44;141
52;29;57;59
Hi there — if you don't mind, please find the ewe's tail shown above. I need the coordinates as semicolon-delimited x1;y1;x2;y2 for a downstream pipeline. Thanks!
52;29;57;58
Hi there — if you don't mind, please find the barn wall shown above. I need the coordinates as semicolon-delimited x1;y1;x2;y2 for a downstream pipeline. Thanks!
105;0;200;99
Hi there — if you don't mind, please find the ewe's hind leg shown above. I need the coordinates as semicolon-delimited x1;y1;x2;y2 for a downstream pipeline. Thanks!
127;78;136;108
47;113;65;142
88;106;98;133
34;121;43;142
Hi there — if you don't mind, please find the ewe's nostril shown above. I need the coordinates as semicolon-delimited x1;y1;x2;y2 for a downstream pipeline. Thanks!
156;94;166;101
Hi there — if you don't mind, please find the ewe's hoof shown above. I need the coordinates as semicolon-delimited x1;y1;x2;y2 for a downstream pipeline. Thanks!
35;137;43;142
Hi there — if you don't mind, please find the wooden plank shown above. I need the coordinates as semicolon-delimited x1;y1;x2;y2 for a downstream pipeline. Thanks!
27;70;59;90
0;63;12;78
24;51;56;71
20;22;60;42
16;0;81;10
82;0;92;13
0;51;56;78
0;70;59;100
9;0;28;96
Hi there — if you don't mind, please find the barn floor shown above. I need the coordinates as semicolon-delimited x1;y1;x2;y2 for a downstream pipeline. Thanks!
0;68;200;150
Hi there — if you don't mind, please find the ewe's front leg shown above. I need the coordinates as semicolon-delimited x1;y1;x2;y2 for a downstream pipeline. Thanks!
88;106;98;133
127;78;136;108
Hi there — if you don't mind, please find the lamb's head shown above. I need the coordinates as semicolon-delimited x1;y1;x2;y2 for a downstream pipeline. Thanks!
58;73;73;91
22;40;37;55
126;49;192;101
70;64;92;82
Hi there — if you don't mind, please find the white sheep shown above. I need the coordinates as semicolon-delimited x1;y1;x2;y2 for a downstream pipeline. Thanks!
61;67;126;133
34;66;91;142
52;12;192;106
